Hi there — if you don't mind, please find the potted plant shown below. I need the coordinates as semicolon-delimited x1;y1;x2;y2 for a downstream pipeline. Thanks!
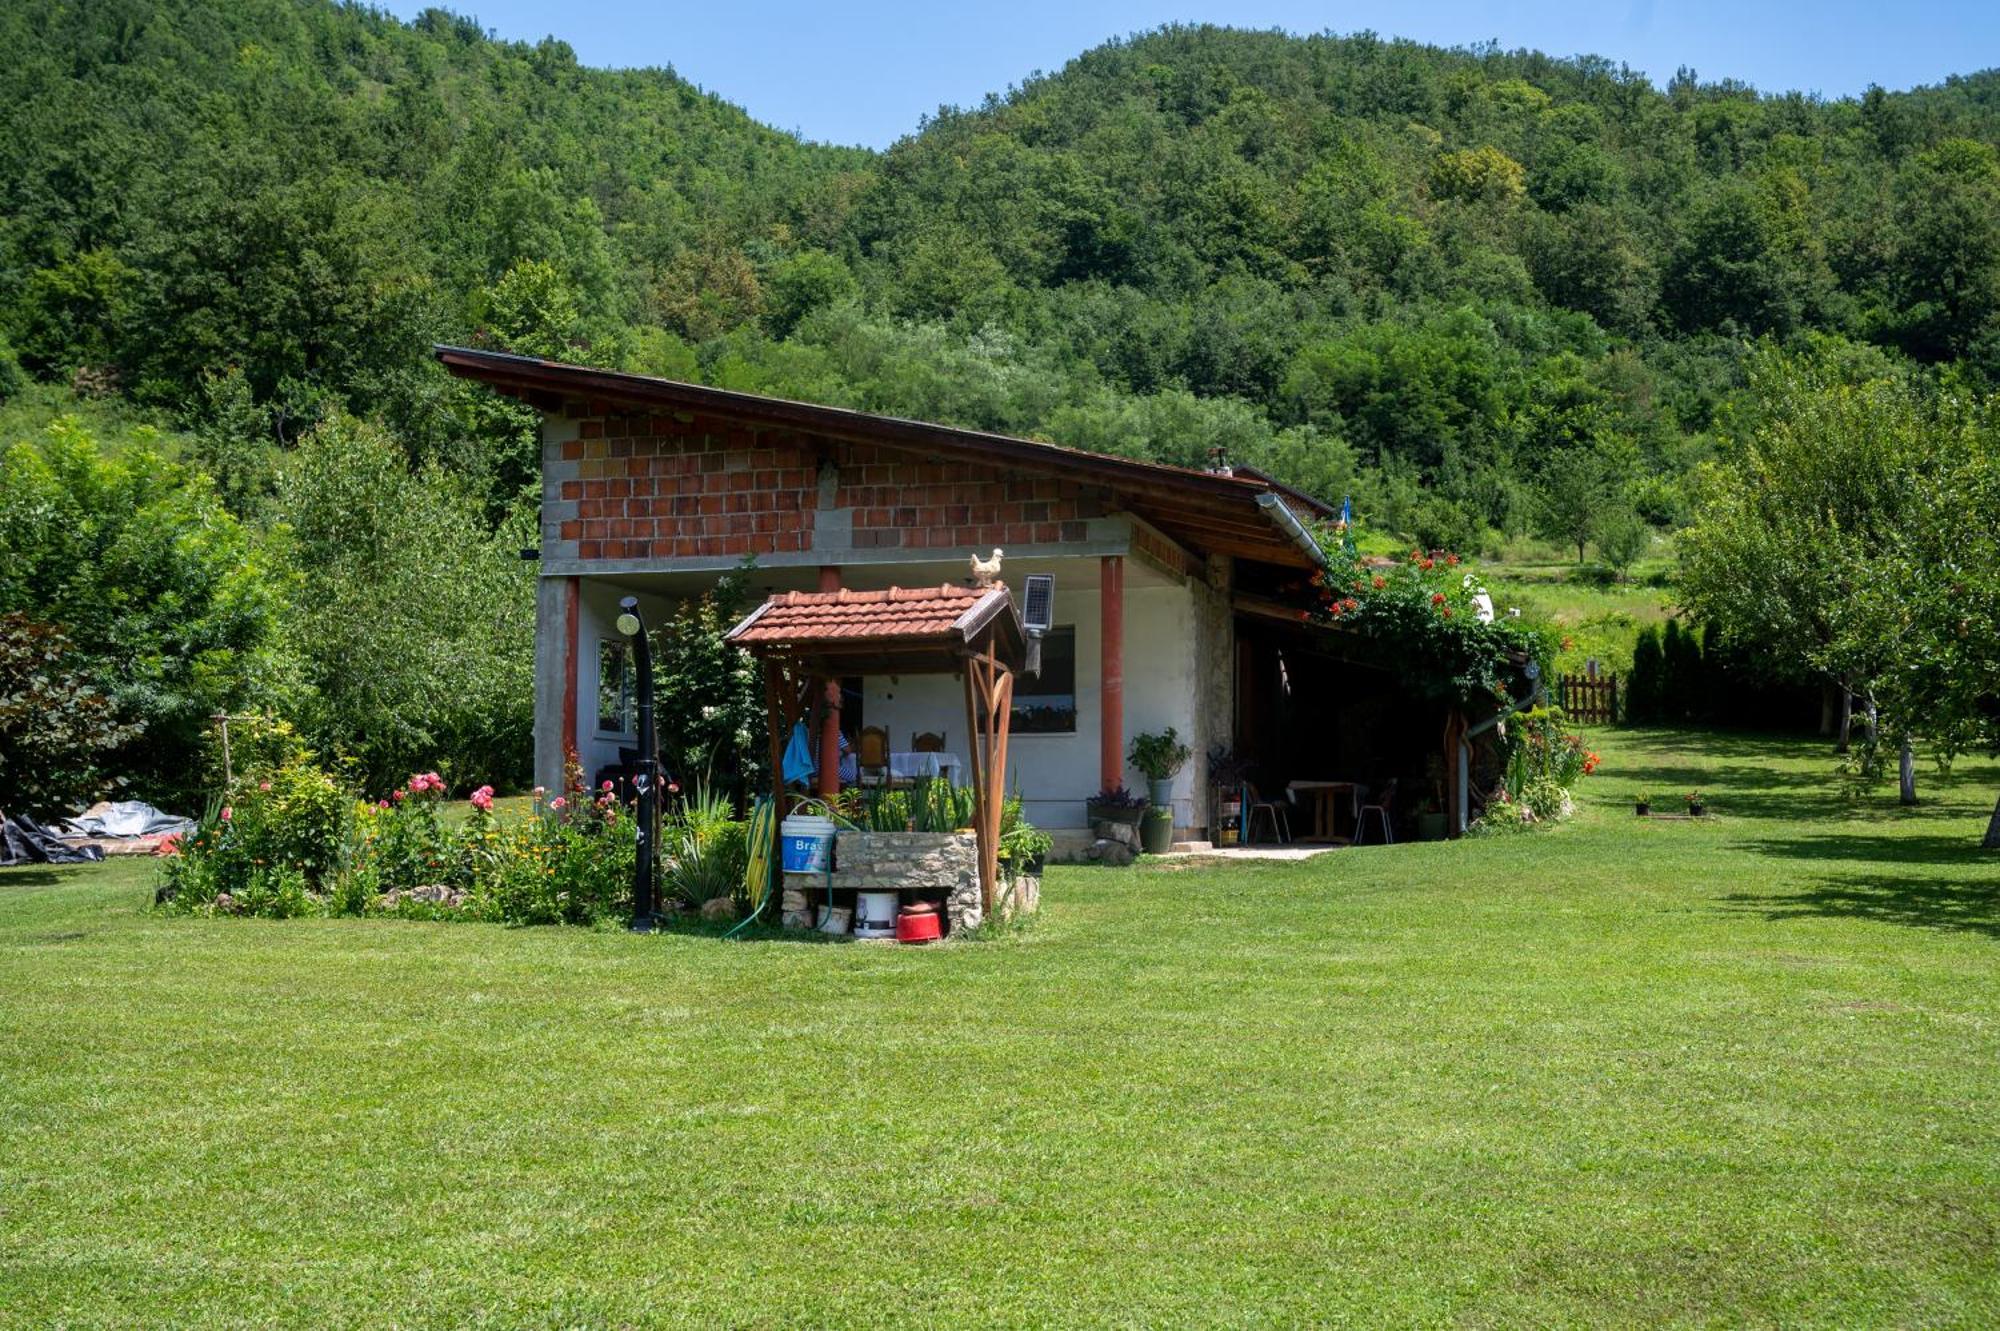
1685;790;1705;817
1635;791;1651;817
1140;805;1174;855
1416;800;1448;842
1129;728;1192;808
1085;785;1146;828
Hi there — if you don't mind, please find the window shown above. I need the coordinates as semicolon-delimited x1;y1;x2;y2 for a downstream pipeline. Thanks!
1011;627;1076;734
596;639;633;734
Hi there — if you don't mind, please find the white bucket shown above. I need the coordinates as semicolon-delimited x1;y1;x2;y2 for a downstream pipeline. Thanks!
781;815;837;873
816;904;851;935
854;891;900;939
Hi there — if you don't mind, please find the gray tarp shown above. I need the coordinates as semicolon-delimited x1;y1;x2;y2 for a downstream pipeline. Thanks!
65;800;194;840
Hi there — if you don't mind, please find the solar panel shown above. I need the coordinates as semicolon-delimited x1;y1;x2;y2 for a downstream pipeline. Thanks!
1022;574;1055;632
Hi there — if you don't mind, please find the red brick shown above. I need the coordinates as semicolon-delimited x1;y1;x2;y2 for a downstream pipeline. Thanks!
579;540;602;560
580;420;603;441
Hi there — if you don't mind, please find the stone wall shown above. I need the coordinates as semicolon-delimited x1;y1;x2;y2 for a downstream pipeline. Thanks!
777;830;1040;935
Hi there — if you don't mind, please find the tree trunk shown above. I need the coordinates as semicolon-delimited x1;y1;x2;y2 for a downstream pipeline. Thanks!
1983;793;2000;850
1819;683;1837;737
1577;538;1587;564
1836;683;1853;755
1898;737;1917;806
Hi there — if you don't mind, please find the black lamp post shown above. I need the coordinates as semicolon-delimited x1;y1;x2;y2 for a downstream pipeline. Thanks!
616;596;660;931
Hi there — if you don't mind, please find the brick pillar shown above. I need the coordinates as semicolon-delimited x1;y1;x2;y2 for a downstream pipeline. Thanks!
1100;554;1124;793
817;566;842;797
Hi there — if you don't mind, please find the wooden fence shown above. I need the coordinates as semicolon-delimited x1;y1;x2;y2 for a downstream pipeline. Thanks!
1557;673;1619;724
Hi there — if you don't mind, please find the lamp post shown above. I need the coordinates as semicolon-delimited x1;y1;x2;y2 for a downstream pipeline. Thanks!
616;596;659;931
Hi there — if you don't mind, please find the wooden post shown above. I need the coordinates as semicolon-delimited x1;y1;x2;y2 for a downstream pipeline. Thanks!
816;567;843;798
990;669;1014;916
1100;554;1124;793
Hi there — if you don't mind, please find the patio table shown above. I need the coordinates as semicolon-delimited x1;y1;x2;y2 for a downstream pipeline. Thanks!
1286;780;1361;843
887;751;963;783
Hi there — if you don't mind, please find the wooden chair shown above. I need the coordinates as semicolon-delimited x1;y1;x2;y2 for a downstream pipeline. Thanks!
858;726;889;787
1356;779;1398;845
1244;782;1291;845
911;730;946;753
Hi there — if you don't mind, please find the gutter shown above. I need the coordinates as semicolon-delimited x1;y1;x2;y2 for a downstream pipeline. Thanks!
1255;492;1330;569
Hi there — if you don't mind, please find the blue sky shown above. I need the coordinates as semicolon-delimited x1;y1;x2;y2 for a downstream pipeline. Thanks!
383;1;2000;148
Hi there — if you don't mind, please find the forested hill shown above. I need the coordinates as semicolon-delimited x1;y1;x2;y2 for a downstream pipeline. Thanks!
3;1;1999;539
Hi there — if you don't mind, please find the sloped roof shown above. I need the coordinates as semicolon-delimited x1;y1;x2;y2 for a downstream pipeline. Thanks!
434;345;1327;569
725;584;1026;674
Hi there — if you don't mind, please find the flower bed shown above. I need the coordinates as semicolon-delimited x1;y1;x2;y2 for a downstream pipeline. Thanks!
160;755;638;924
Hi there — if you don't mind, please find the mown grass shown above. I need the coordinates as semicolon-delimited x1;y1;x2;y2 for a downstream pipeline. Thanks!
4;728;1998;1326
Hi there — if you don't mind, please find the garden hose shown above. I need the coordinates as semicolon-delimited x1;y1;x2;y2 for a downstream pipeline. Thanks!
722;795;857;941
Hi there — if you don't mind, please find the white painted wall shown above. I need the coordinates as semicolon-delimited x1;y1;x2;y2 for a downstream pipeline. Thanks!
571;582;674;788
859;570;1201;830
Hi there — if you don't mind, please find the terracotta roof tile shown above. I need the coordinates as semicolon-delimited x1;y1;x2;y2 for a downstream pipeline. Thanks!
729;584;994;644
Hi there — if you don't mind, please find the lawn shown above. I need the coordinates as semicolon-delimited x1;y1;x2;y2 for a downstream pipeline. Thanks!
4;729;1998;1326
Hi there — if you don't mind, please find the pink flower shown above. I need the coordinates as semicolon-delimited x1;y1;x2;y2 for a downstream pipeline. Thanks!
258;781;271;792
533;786;546;797
550;796;566;811
667;782;680;794
377;800;390;811
470;785;494;813
600;779;614;791
392;788;406;803
220;806;233;822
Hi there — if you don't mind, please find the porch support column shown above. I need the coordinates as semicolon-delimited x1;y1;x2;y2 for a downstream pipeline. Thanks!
1100;554;1124;793
561;575;580;767
816;566;843;797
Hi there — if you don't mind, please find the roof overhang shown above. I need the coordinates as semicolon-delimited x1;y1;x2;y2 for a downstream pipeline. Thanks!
435;344;1327;569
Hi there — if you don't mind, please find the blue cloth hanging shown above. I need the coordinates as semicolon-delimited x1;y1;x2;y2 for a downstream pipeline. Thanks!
781;720;816;786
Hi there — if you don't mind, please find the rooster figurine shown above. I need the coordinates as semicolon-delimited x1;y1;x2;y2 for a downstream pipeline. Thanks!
969;547;1004;588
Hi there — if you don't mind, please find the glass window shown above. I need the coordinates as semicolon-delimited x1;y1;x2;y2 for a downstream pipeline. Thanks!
1012;627;1076;734
597;639;633;734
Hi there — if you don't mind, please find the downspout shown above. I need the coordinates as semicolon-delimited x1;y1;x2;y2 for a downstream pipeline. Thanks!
1458;679;1544;835
1256;492;1330;568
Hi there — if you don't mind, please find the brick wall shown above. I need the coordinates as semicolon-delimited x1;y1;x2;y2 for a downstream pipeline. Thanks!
832;442;1099;551
549;405;1107;563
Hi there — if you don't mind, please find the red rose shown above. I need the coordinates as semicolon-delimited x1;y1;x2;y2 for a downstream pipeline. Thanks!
1431;592;1447;605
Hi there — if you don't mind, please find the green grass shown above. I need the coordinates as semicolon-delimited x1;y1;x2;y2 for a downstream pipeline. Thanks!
5;728;1999;1326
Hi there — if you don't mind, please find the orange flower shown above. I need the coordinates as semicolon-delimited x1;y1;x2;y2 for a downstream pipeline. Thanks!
1431;592;1447;605
1372;575;1387;589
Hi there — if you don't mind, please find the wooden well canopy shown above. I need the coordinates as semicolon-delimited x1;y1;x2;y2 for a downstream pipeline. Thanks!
724;585;1029;915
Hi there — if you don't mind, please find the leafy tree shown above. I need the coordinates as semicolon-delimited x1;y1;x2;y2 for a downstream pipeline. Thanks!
0;414;292;806
0;614;141;816
277;411;535;792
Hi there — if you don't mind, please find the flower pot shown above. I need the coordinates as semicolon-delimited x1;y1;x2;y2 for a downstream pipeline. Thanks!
1635;802;1650;817
1687;803;1705;818
1146;777;1174;808
1416;811;1447;842
1215;824;1239;846
1140;808;1174;855
1087;801;1144;828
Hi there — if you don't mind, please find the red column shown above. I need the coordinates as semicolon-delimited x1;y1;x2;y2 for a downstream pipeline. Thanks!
1100;555;1124;793
817;566;842;797
561;575;580;767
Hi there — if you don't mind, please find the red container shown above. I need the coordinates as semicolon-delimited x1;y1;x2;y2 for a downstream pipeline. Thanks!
896;901;943;944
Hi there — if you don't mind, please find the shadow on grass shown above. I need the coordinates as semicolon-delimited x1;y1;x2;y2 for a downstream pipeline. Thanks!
1737;831;1998;866
1720;871;2000;939
0;867;67;889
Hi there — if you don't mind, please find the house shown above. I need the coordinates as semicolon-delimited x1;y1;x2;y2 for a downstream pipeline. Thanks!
437;346;1473;844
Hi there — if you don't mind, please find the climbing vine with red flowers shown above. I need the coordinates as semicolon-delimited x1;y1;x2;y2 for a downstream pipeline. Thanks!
1295;526;1553;708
